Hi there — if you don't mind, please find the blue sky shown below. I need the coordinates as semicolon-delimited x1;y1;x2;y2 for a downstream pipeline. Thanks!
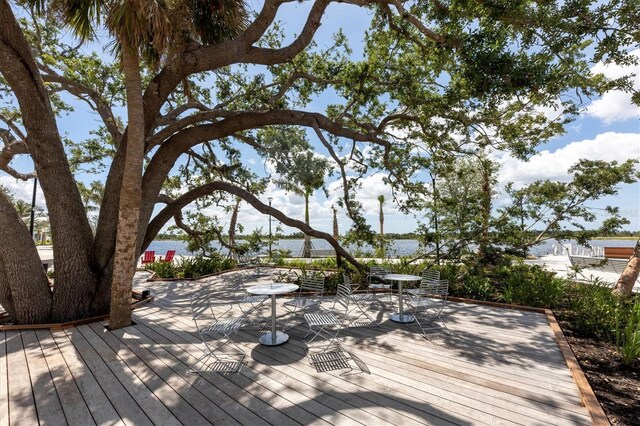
1;2;639;236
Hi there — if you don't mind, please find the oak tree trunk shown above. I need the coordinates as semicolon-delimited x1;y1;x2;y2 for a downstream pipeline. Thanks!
0;191;52;323
1;1;99;322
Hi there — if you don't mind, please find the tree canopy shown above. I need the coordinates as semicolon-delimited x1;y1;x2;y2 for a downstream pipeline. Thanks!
1;0;639;323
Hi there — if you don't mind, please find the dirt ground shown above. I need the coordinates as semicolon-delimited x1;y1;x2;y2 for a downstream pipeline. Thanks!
565;334;639;425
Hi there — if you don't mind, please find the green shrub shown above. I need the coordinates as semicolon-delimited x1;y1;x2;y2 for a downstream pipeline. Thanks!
560;280;623;340
452;275;496;301
616;299;640;365
497;263;566;308
147;254;236;279
146;261;178;278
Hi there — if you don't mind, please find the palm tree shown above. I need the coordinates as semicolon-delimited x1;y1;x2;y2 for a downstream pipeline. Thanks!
28;0;248;329
280;152;328;258
377;194;385;258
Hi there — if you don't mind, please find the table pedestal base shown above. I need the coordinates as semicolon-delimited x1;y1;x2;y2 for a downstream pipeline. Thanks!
259;331;289;346
390;313;415;323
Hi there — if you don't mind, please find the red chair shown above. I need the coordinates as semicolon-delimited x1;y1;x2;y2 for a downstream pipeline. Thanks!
159;250;176;263
141;250;156;265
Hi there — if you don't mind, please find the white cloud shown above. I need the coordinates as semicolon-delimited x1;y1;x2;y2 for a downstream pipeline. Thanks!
0;175;46;207
495;132;640;188
587;50;640;124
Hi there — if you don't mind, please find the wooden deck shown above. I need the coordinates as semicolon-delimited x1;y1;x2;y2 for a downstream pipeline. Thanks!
1;269;593;425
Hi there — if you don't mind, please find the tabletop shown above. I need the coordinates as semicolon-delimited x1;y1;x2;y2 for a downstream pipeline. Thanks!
382;274;422;281
246;283;299;295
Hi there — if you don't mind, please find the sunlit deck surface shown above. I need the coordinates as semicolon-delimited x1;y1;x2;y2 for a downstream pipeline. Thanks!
1;269;592;425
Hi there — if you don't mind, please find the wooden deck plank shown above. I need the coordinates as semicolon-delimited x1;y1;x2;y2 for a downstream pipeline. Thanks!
3;270;594;426
33;329;96;425
74;325;182;426
129;319;289;426
133;312;440;424
132;310;357;426
47;330;125;426
343;321;582;399
83;322;211;426
135;305;470;426
63;328;155;426
152;294;578;391
340;305;579;387
6;331;39;425
105;325;256;426
337;339;591;425
20;331;68;425
145;286;592;423
90;324;241;424
0;331;9;426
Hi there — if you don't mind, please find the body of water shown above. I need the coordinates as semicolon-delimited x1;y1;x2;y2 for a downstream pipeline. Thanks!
148;238;637;258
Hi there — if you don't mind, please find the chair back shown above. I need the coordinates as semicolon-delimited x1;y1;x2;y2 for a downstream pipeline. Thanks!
419;279;449;297
342;273;356;291
300;274;325;295
368;266;388;283
190;291;214;324
421;269;440;283
334;284;351;311
162;250;176;262
142;250;155;264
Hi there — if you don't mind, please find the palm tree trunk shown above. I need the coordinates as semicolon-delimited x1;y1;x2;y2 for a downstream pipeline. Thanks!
613;238;640;296
478;159;491;263
229;198;240;260
109;45;145;330
379;197;385;257
303;190;311;258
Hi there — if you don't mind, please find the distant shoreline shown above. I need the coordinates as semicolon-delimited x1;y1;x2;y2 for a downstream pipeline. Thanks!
591;236;639;240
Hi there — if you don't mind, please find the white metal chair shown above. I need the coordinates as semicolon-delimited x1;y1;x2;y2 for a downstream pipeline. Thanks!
189;290;245;373
304;284;351;352
367;266;392;301
406;279;449;335
233;288;269;329
283;273;325;330
405;269;440;297
341;274;380;326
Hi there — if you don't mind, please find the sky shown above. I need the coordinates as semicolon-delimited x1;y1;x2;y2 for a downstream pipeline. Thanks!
1;2;639;236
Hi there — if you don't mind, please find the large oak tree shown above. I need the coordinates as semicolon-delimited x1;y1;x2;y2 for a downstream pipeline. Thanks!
1;0;638;324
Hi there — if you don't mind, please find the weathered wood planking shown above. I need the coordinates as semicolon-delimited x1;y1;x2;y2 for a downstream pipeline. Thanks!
47;330;125;426
20;330;67;425
5;330;39;425
2;269;596;426
0;331;9;426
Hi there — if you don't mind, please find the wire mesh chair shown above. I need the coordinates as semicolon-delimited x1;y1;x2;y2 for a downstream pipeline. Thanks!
341;274;380;326
233;288;269;330
283;273;325;330
188;290;245;374
367;265;392;301
405;269;440;297
405;279;449;336
304;283;350;353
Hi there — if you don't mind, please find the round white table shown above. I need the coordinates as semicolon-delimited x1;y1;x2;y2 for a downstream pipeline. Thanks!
246;283;299;346
382;274;422;323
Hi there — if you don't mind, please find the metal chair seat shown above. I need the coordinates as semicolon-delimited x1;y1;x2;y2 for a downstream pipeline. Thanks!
304;312;340;327
283;274;325;330
189;290;245;374
201;318;244;335
352;292;375;302
284;298;320;309
239;294;268;304
406;278;449;336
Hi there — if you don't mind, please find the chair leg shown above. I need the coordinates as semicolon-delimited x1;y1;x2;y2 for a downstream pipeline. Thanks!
189;333;245;374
